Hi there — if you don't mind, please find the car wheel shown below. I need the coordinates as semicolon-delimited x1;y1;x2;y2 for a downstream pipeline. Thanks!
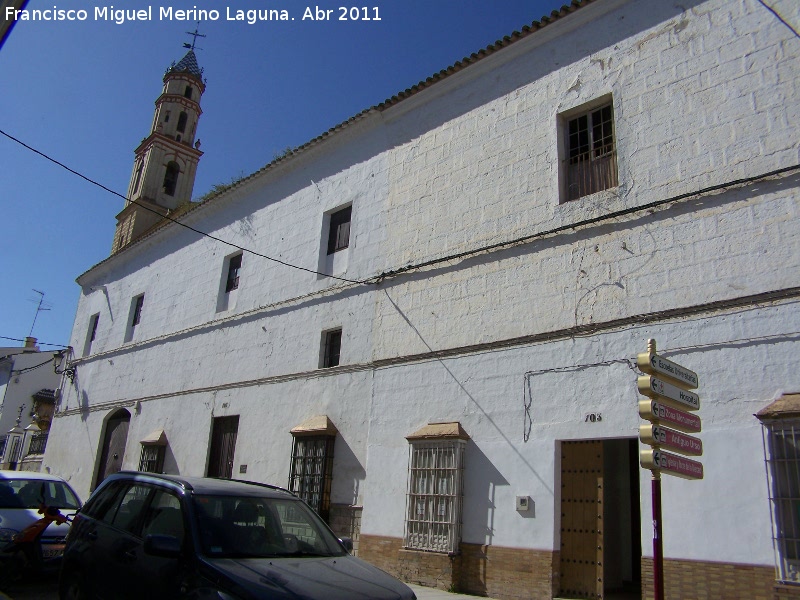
60;569;90;600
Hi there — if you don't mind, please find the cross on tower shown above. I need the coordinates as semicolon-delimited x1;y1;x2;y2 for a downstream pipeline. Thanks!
183;23;206;51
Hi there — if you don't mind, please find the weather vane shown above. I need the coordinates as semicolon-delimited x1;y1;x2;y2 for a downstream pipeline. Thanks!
184;23;206;51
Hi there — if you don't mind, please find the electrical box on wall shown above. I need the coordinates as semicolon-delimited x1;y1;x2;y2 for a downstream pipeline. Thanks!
516;495;532;511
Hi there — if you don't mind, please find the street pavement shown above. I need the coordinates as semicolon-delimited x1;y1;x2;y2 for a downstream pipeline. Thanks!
408;583;501;599
1;578;501;600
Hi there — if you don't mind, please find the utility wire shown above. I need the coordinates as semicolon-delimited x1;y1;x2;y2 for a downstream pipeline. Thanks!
12;358;55;375
0;335;68;349
0;128;371;286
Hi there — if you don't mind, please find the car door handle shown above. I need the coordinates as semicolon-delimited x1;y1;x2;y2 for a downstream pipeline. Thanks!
123;548;137;561
87;531;98;541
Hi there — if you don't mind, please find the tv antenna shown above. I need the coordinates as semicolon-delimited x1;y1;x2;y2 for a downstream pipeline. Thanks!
28;289;51;338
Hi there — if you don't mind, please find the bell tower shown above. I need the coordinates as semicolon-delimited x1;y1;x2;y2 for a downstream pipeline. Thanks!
112;38;206;253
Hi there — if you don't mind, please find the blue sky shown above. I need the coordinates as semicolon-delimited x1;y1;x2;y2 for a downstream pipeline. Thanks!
0;0;562;350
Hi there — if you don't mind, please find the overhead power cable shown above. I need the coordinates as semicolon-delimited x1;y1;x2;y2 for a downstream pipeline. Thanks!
0;335;68;349
3;128;799;293
0;128;371;286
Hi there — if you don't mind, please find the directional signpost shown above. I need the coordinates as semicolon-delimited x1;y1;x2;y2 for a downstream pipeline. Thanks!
637;339;703;600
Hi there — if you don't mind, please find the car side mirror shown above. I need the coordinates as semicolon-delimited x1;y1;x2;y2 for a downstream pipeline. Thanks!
144;534;182;558
339;537;353;552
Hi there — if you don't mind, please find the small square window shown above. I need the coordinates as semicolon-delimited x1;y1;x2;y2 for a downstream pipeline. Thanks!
225;253;243;293
326;206;351;255
562;100;618;202
321;329;342;368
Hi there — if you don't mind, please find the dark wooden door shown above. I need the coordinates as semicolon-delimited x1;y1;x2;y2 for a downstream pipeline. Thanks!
559;440;604;599
95;409;131;487
207;416;239;479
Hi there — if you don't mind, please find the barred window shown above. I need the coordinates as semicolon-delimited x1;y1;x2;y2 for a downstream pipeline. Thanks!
764;420;800;582
563;101;618;202
139;444;165;474
404;439;465;554
288;435;335;521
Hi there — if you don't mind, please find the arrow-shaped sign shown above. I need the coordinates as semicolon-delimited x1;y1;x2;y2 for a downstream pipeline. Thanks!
640;424;703;456
638;375;700;410
640;449;704;480
639;400;702;433
637;352;698;389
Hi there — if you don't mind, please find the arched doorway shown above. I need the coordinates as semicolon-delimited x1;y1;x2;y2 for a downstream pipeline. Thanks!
94;408;131;488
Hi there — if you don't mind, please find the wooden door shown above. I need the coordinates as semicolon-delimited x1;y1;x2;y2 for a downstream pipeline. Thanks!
207;416;239;479
559;440;604;599
95;409;131;487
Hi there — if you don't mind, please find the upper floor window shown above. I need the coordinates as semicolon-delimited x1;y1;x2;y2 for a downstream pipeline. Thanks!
326;206;351;255
125;294;144;342
563;101;618;202
131;295;144;327
83;313;100;356
225;253;243;293
321;329;342;368
184;85;193;99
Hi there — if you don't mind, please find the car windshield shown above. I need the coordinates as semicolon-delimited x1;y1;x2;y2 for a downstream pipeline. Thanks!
0;478;81;510
193;494;346;559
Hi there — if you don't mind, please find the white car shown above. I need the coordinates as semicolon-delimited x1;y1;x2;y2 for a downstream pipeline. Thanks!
0;470;82;567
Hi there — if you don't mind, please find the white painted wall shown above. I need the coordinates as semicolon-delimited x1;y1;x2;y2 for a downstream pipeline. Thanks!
44;0;800;576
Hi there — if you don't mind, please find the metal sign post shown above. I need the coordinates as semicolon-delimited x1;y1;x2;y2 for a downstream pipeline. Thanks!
637;339;703;600
652;471;663;600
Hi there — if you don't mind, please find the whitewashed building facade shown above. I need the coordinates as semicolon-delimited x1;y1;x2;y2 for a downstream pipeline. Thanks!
46;0;800;598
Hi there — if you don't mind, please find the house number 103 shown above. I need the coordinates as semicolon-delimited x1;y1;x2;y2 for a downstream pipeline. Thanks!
585;413;602;423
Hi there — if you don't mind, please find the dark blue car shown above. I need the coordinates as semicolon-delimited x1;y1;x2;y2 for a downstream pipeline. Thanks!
59;472;415;600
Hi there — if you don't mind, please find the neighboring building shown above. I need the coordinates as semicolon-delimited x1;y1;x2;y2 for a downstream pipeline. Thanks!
44;1;800;599
0;338;62;471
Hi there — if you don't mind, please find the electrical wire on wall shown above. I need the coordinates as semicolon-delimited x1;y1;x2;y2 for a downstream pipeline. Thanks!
523;358;637;442
522;328;800;443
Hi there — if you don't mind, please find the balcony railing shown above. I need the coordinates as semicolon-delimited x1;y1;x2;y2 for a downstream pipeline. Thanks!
566;149;618;201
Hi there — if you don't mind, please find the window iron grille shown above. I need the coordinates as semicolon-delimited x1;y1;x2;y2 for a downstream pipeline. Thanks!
27;432;48;456
404;440;465;554
763;420;800;583
139;444;165;474
288;435;335;521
